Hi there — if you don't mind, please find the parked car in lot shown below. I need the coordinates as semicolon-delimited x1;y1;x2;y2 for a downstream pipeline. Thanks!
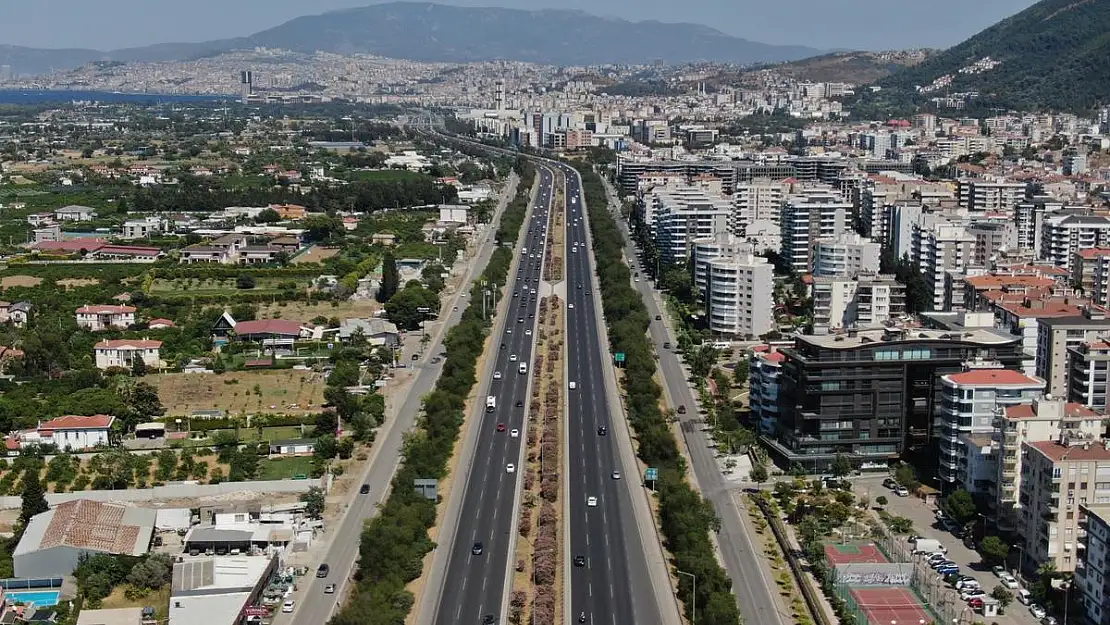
1017;589;1032;605
895;486;910;497
882;477;898;489
999;572;1020;589
1029;604;1047;619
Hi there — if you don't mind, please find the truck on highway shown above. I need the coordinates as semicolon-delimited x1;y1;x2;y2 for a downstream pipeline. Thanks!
910;537;946;555
486;396;496;412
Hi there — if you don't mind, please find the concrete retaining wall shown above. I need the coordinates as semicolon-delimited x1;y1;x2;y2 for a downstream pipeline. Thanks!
0;477;326;509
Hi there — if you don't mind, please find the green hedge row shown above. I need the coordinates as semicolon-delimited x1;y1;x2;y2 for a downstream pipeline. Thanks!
572;162;742;625
327;159;536;625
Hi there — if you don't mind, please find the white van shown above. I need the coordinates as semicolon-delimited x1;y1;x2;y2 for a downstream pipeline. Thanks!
1017;589;1032;605
518;362;528;375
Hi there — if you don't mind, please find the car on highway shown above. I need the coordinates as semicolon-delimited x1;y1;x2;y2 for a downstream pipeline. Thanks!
573;555;586;567
482;615;496;624
518;317;524;323
655;315;662;320
359;484;370;494
497;423;506;432
587;496;597;507
663;341;671;349
506;463;516;473
472;542;484;555
677;405;687;414
597;426;607;435
324;583;336;594
282;600;295;613
568;303;574;309
494;371;502;380
510;429;519;438
525;329;532;336
612;470;621;480
316;564;330;578
509;354;518;362
515;399;523;407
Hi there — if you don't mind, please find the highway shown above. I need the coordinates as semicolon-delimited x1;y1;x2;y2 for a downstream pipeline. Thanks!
560;163;659;625
281;171;524;625
429;164;555;625
603;176;787;625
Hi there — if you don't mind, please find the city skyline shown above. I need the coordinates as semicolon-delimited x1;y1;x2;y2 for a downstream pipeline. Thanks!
1;0;1039;54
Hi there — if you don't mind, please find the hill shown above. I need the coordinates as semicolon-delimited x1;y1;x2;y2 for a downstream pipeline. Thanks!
763;50;934;84
853;0;1110;114
0;3;821;75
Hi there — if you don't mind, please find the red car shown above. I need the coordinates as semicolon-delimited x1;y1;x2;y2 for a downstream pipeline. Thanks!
496;423;506;432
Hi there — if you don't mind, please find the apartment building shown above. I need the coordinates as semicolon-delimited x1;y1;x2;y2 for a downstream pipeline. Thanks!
1037;310;1110;397
1020;437;1110;573
691;234;773;338
1040;213;1110;273
649;188;732;264
733;179;784;226
1015;196;1063;258
813;232;882;278
75;305;136;331
1069;340;1110;411
956;179;1027;213
913;220;975;311
1074;249;1110;305
615;155;736;196
1077;503;1110;625
935;366;1045;489
749;346;785;436
768;326;1023;470
94;339;162;370
996;397;1106;533
121;217;166;240
811;274;905;334
780;189;852;274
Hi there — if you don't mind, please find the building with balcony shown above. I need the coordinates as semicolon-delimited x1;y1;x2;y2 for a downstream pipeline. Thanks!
76;305;136;331
780;189;852;274
768;325;1023;471
691;234;773;338
648;187;732;264
1040;213;1110;273
749;346;786;436
1069;340;1110;411
94;339;162;370
813;232;882;278
1019;438;1110;573
1037;309;1110;397
1077;503;1110;625
811;274;905;334
1074;248;1110;306
936;366;1045;490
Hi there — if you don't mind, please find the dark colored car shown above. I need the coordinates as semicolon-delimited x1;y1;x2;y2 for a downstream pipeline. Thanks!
360;484;370;494
597;426;607;436
316;564;330;578
573;555;586;567
472;542;484;555
677;405;687;414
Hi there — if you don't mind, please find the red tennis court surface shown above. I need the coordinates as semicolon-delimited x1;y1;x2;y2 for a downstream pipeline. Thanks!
824;542;888;565
850;588;930;625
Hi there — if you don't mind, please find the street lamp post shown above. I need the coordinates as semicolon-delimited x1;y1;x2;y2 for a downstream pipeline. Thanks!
417;307;431;354
677;570;696;625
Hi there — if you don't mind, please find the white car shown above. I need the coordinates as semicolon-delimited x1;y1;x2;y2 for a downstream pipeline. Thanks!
895;486;910;497
506;463;516;474
586;496;597;507
510;429;519;438
1029;604;1047;619
493;371;502;380
509;354;518;362
612;470;621;480
568;303;575;309
999;572;1020;589
960;589;986;601
525;329;532;336
282;600;295;614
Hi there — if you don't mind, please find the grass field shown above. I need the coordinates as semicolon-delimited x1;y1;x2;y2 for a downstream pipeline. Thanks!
293;246;340;264
149;369;326;416
58;277;101;289
101;584;171;621
203;425;309;443
258;299;380;321
257;456;316;480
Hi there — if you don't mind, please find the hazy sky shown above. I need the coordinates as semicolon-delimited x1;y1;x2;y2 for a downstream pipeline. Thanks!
1;0;1038;52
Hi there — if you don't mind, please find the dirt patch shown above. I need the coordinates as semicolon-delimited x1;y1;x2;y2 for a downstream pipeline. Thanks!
257;299;380;322
0;275;42;289
58;277;101;289
148;369;326;416
294;246;340;264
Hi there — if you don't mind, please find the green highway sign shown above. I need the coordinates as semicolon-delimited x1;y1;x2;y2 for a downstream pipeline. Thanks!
645;468;658;481
614;352;626;363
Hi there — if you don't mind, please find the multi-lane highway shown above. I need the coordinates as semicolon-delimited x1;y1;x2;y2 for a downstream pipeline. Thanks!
560;163;660;625
430;164;555;625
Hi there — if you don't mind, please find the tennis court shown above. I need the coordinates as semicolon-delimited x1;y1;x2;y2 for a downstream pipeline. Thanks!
849;587;931;625
825;541;888;565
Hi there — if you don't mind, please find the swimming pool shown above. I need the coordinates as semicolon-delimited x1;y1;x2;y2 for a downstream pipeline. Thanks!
4;590;61;606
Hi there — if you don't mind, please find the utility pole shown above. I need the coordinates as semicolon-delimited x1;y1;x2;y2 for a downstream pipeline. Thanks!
677;570;696;625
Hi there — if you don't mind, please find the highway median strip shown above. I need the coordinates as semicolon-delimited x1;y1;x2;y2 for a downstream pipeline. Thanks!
331;157;536;625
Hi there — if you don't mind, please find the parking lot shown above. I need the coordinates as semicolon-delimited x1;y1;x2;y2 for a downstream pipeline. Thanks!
859;474;1048;625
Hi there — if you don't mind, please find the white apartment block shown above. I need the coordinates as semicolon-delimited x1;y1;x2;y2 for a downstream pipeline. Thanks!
733;180;784;226
912;220;974;311
692;233;773;338
76;305;136;331
996;397;1107;533
1037;311;1110;397
813;232;881;278
1020;437;1110;574
94;339;162;370
650;188;732;264
779;189;851;274
936;367;1046;490
957;179;1027;213
1069;340;1110;412
1015;197;1063;258
1077;503;1110;625
122;216;166;240
811;274;905;334
1040;213;1110;273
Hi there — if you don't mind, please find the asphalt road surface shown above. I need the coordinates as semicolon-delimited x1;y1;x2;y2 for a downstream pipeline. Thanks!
561;163;659;625
431;164;555;625
606;178;786;625
280;171;522;625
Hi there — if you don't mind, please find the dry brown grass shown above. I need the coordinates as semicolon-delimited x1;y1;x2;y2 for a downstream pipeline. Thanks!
58;277;101;289
148;369;326;416
257;299;380;322
0;275;42;289
293;246;340;264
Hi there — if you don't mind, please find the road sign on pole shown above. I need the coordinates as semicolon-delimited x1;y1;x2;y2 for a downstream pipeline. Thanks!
614;352;625;365
645;467;658;493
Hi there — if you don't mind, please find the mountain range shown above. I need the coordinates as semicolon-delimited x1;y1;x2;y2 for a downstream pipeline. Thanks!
854;0;1110;114
0;2;822;75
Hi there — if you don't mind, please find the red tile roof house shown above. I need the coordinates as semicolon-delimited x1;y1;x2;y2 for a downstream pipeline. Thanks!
12;499;155;578
10;414;116;452
76;304;136;331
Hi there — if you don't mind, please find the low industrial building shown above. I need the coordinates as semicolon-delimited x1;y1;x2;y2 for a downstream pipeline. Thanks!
170;556;277;625
14;500;155;578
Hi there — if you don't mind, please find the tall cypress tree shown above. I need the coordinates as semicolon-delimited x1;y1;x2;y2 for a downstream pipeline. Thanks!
20;468;48;527
377;251;400;303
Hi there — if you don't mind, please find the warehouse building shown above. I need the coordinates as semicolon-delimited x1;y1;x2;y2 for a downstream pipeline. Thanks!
14;500;155;578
